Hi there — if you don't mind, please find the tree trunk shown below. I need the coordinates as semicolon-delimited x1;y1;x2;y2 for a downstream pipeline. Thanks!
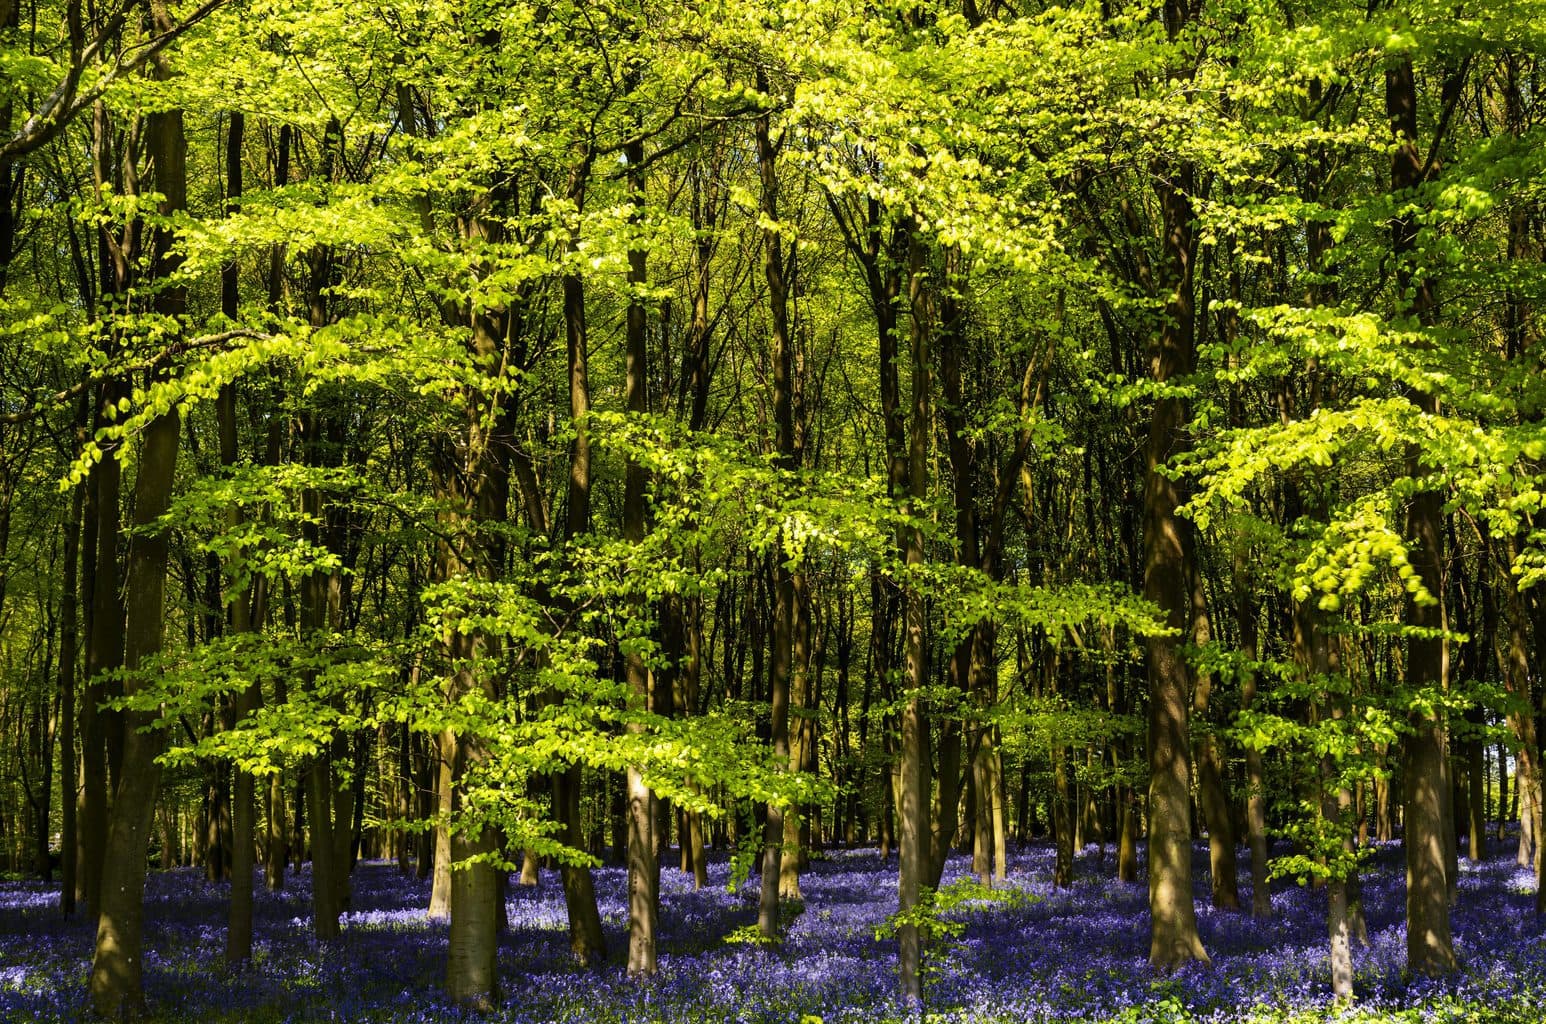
85;438;174;999
79;369;122;920
1053;738;1074;889
755;78;798;941
897;230;932;1005
1497;549;1539;873
262;103;290;895
971;718;1002;884
1234;555;1271;916
443;644;499;1009
682;597;709;889
1142;161;1208;970
1328;871;1353;1002
306;758;341;940
1117;782;1138;883
555;766;605;962
219;109;261;968
780;568;813;900
991;742;1008;879
552;186;606;960
1389;53;1456;977
80;204;126;926
1530;572;1546;915
620;128;660;976
59;468;83;915
266;767;287;892
1496;739;1510;843
1466;717;1485;863
87;46;185;1013
1191;560;1238;910
420;732;449;912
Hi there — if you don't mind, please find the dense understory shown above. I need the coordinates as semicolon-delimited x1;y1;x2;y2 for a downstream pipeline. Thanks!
4;839;1544;1023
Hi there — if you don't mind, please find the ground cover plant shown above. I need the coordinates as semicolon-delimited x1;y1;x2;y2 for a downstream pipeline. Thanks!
5;840;1546;1024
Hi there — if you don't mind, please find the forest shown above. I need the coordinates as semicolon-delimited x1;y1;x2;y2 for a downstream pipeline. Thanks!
2;0;1546;1021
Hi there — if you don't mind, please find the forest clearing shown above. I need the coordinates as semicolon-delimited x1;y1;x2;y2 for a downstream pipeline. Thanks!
3;0;1546;1019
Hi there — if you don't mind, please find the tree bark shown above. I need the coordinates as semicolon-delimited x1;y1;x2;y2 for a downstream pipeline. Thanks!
79;384;121;920
88;33;185;1010
755;77;798;941
87;395;177;1010
443;639;499;1009
1053;743;1074;887
780;567;813;900
305;756;341;940
552;218;607;962
897;230;932;1005
620;126;660;975
1388;52;1457;977
218;108;261;968
1234;553;1271;916
1143;161;1208;970
428;740;453;919
79;101;128;923
1191;560;1238;910
261;128;292;901
59;459;84;915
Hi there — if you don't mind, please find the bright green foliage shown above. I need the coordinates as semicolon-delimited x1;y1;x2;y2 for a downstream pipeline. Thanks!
3;0;1546;1010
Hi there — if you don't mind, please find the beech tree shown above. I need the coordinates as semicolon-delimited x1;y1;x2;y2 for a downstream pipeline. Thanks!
3;0;1546;1016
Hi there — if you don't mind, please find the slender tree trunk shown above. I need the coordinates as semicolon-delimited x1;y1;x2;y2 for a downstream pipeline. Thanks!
299;409;345;940
1319;671;1358;1000
932;258;991;887
219;109;261;968
1134;0;1210;970
26;610;60;883
443;637;499;1009
1497;739;1510;843
440;271;518;1001
991;741;1008;879
683;596;709;888
88;40;185;1012
1327;866;1353;1001
1466;713;1485;863
897;230;933;1005
59;466;83;915
266;766;287;891
619;127;660;976
755;80;799;941
1053;744;1074;887
88;421;178;1010
79;118;126;924
1191;558;1238;910
1388;53;1456;977
80;388;121;918
1530;575;1546;915
395;721;414;874
552;207;606;962
970;627;1004;883
428;741;452;918
555;765;604;962
1143;160;1208;970
261;131;291;900
306;756;341;940
1374;758;1393;844
1233;576;1270;917
780;568;813;900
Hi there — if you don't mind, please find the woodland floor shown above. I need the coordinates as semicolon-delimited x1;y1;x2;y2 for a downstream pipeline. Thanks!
3;838;1545;1022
